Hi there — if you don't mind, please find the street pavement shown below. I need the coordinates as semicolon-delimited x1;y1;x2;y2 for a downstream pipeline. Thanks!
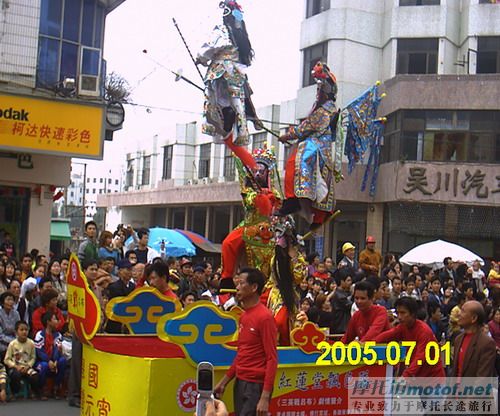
1;399;80;416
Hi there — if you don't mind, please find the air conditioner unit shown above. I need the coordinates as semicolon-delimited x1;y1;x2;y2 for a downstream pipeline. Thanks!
78;74;100;97
201;177;212;185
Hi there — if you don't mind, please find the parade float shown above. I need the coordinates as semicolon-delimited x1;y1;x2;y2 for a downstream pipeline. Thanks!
66;2;392;412
67;254;399;416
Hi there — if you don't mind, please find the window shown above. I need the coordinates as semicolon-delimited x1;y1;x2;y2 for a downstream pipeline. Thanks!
382;110;500;164
99;178;103;183
115;180;119;185
108;178;111;184
70;191;74;197
479;0;499;3
162;145;173;180
477;37;500;74
93;178;96;183
302;42;328;87
396;38;438;74
198;144;211;179
306;0;330;18
252;132;267;151
126;159;134;188
92;189;96;194
399;0;440;5
37;0;105;89
142;156;151;186
223;144;235;180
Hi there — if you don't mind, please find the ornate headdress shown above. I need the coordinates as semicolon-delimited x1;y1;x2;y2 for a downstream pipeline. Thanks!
252;146;277;170
219;1;244;19
311;61;337;97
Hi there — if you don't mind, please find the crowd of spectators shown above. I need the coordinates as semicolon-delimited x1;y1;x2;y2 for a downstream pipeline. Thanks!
0;224;499;405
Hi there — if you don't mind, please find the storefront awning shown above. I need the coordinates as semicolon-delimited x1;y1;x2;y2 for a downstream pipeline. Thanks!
50;220;71;241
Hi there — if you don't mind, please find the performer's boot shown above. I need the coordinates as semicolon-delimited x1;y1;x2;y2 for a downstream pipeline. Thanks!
222;107;236;134
277;198;300;216
309;210;329;232
219;277;236;292
245;98;263;131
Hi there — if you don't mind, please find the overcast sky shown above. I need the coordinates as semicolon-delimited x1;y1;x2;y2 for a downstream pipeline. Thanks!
87;0;303;171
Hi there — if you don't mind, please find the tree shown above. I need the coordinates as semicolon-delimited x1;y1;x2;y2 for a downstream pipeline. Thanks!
104;72;132;103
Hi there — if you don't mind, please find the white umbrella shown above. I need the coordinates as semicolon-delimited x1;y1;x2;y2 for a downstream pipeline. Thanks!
399;239;484;270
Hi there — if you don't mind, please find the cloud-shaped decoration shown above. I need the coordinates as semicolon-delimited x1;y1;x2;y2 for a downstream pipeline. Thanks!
105;287;181;335
157;301;239;367
290;321;326;354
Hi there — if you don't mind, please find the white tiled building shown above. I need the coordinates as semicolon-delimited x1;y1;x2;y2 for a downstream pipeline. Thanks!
99;0;500;261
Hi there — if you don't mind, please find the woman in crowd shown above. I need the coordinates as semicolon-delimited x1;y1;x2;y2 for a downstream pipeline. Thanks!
0;291;20;358
306;252;320;277
180;292;196;309
98;230;120;263
0;262;9;294
324;257;335;273
32;263;46;285
381;253;396;277
31;288;66;336
9;279;29;324
47;259;67;310
4;260;16;283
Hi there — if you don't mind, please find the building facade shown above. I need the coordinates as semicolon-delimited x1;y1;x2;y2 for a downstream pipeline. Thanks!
0;0;126;256
99;0;500;262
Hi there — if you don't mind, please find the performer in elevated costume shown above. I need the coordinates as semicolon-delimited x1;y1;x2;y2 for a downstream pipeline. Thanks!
197;0;261;146
265;219;308;346
220;135;282;291
279;62;340;230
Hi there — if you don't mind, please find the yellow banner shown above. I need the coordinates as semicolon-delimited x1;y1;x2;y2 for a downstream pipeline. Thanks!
81;345;235;415
0;93;103;158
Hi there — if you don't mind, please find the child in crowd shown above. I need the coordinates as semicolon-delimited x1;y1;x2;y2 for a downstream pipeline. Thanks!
312;262;329;280
34;311;67;400
4;320;40;398
61;323;73;362
401;277;421;300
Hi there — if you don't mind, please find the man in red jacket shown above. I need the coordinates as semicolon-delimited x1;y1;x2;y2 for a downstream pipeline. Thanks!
214;267;278;416
374;296;445;379
342;281;390;343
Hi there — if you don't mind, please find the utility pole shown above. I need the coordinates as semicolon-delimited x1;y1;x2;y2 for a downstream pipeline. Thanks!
81;163;87;236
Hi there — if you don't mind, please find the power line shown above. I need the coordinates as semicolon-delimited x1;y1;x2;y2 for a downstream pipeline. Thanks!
125;102;202;115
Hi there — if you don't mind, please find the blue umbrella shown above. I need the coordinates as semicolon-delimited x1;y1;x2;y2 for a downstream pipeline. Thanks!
125;227;196;257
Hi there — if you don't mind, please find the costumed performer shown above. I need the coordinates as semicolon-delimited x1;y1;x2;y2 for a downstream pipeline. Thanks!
266;217;308;346
278;61;340;231
220;134;282;291
197;0;261;146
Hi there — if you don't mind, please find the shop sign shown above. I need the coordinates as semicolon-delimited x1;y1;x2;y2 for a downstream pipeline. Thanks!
0;93;104;159
397;163;500;204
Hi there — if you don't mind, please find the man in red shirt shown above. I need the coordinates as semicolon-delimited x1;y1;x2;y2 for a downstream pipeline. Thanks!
374;297;445;378
146;262;177;300
342;281;390;343
214;267;278;416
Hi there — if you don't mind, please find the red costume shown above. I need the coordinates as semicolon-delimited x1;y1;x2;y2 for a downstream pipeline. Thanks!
220;134;281;286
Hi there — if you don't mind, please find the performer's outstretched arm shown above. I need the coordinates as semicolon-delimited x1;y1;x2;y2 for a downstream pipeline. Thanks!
224;133;257;170
285;105;336;142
